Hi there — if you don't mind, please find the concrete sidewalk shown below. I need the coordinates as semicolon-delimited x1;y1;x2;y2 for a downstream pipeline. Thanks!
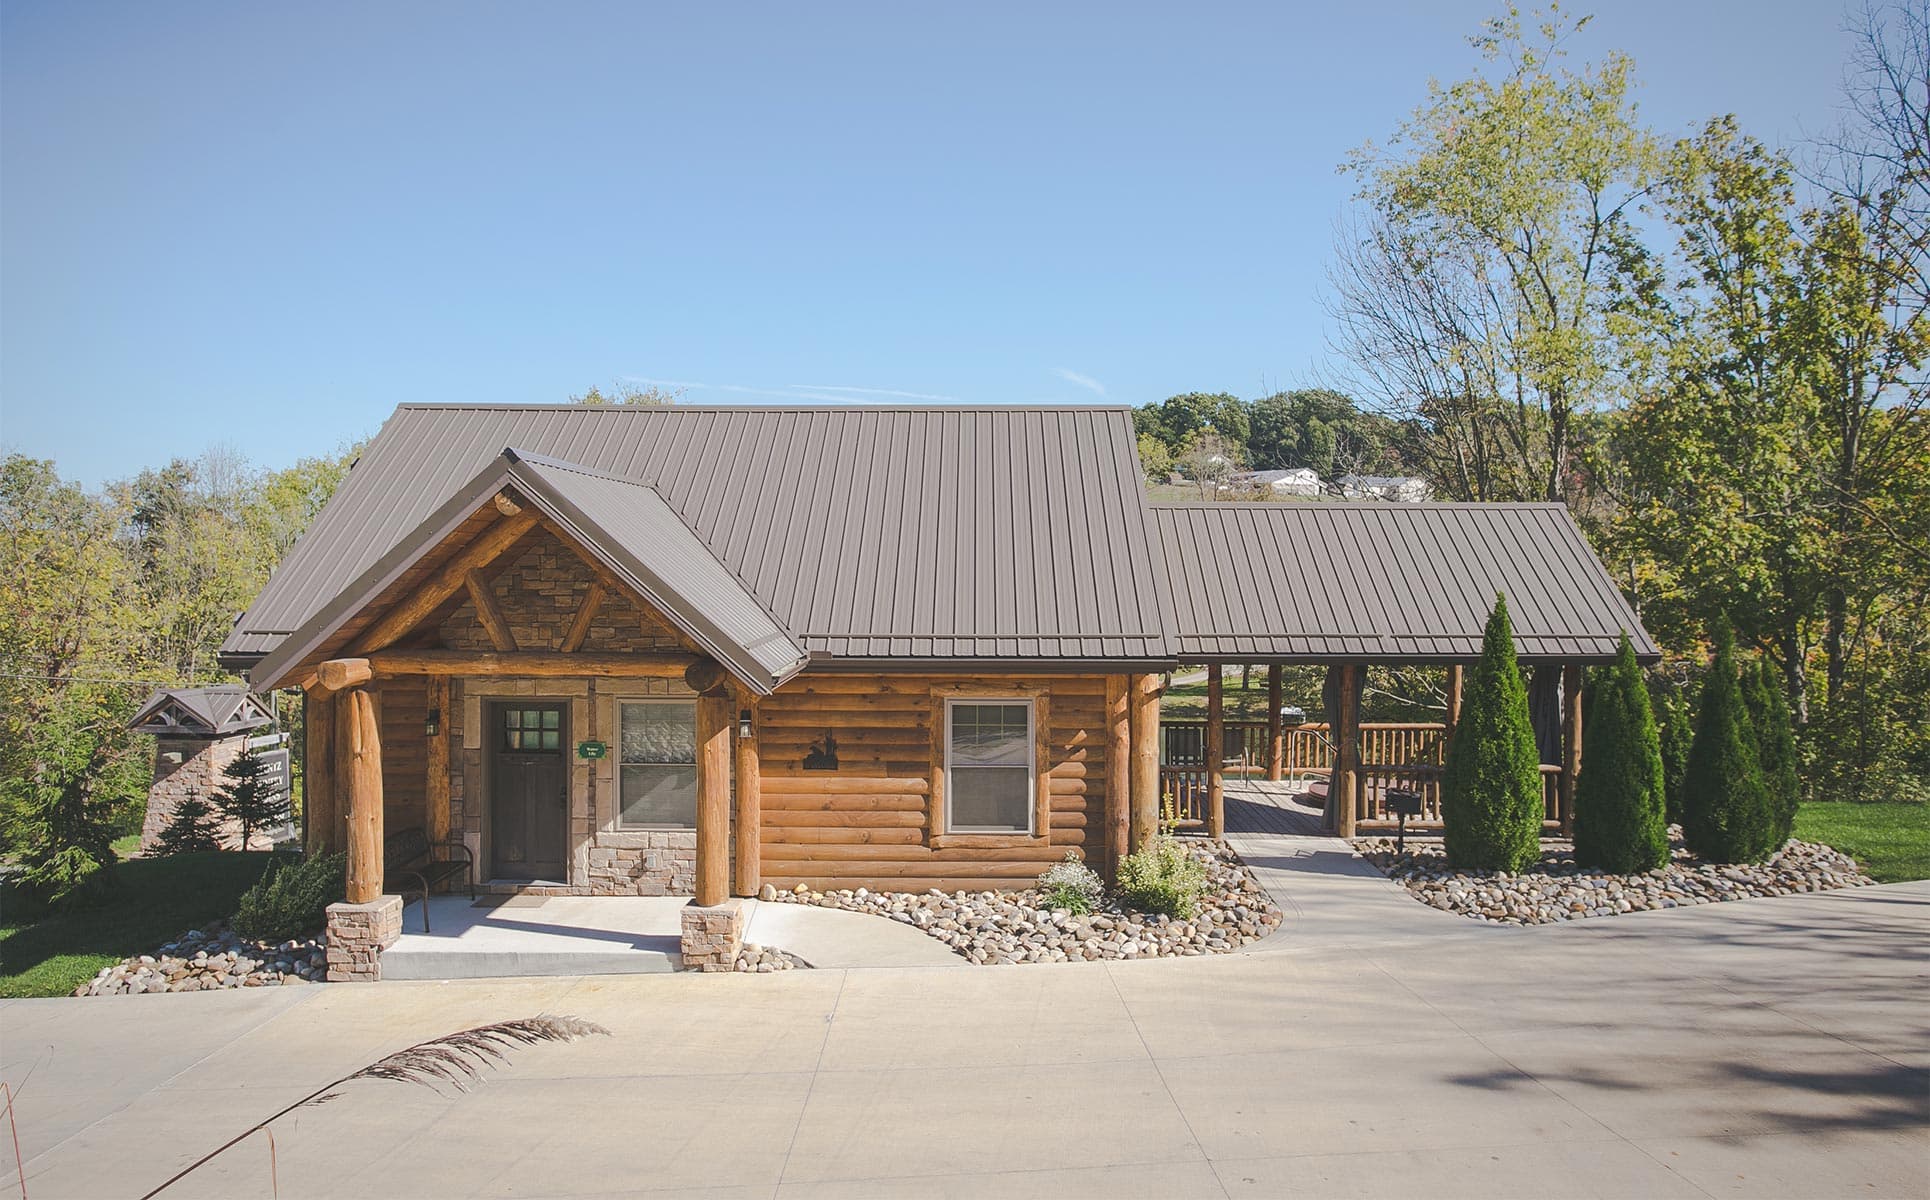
6;881;1924;1198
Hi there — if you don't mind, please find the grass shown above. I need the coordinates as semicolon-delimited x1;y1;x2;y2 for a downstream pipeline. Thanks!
1794;801;1930;884
0;851;278;997
1163;666;1280;720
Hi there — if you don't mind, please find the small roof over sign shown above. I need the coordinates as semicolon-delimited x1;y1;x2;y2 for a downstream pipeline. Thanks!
128;685;276;737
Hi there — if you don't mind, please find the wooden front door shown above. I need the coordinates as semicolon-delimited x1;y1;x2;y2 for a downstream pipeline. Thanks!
489;702;569;881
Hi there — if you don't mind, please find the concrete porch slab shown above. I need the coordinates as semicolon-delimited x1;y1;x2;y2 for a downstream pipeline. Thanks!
381;895;685;979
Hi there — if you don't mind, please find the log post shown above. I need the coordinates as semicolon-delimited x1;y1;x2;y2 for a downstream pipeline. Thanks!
426;676;451;847
1128;673;1161;851
1104;675;1131;877
1335;664;1361;839
733;699;761;897
1560;663;1583;837
1266;664;1284;781
343;687;385;904
303;689;338;855
1444;663;1464;761
694;694;732;907
1206;664;1225;839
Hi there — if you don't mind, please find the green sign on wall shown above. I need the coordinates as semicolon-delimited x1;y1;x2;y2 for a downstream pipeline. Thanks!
577;740;608;760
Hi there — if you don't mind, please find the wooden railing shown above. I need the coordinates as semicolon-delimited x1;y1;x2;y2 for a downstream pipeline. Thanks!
1159;718;1565;833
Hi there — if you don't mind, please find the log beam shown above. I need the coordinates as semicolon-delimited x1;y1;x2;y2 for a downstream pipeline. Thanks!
1266;664;1284;781
303;690;338;855
366;650;699;678
354;511;539;654
560;582;606;653
464;568;518;653
1335;664;1361;839
1206;664;1225;839
343;687;384;904
1560;663;1583;836
493;490;522;517
684;659;732;696
1128;673;1161;852
734;700;761;897
1104;675;1131;878
317;658;372;693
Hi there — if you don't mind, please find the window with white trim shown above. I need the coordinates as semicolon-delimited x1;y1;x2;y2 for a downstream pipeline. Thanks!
618;701;697;829
945;699;1034;834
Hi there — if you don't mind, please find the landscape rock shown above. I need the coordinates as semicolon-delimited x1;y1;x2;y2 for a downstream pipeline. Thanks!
73;922;325;996
1351;830;1874;926
766;840;1282;964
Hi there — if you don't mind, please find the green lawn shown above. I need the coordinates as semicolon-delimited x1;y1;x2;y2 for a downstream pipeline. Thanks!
0;851;277;997
1794;802;1930;884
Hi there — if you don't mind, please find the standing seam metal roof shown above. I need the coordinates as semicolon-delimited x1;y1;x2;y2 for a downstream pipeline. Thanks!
222;405;1175;667
1150;502;1659;662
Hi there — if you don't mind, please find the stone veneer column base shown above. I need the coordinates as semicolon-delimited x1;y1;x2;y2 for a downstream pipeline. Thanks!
325;895;404;982
679;899;747;972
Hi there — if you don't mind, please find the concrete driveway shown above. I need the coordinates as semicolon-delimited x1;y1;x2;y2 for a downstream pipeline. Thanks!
4;882;1926;1199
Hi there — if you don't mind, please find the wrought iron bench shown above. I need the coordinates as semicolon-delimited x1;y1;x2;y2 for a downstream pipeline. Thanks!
383;827;475;932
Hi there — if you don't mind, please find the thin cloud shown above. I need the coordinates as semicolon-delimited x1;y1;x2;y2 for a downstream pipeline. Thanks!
1050;368;1106;396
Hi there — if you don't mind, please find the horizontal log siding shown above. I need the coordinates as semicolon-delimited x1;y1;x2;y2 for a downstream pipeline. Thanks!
760;674;1112;893
376;677;428;834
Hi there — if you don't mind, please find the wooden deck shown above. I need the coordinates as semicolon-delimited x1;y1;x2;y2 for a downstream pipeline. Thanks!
1221;780;1328;837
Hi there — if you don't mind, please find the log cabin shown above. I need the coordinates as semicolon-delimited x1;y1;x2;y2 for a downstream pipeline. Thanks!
218;404;1656;972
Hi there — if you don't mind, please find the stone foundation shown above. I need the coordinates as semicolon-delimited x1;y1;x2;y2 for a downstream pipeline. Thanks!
325;895;404;982
679;899;747;972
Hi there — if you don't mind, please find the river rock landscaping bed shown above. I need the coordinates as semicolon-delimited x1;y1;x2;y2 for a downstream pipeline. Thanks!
1351;832;1875;925
763;840;1281;964
74;923;326;995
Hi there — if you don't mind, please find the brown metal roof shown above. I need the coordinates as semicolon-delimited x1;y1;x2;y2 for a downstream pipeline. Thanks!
1151;502;1660;664
127;685;275;736
223;405;1174;670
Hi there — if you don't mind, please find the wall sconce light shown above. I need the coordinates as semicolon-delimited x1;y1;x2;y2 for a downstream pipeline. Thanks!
737;708;754;739
425;708;441;737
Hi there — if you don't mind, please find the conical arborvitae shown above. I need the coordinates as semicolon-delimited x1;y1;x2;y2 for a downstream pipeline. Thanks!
1743;657;1800;855
1656;688;1693;827
1682;623;1774;863
1572;634;1669;873
1441;593;1545;872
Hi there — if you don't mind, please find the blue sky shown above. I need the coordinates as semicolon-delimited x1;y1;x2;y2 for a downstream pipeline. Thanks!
2;1;1858;486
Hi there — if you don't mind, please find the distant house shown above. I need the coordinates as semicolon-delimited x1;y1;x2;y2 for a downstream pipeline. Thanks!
1337;474;1431;503
1248;468;1322;496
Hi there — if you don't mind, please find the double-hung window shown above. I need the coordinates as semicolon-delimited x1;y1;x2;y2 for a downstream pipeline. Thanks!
618;701;697;829
945;699;1035;834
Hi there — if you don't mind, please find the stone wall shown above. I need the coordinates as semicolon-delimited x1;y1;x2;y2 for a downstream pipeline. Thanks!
139;735;275;852
679;899;747;972
325;895;403;982
439;530;704;896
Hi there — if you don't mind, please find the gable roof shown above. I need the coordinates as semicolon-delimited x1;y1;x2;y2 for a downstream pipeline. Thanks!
128;686;276;737
1151;502;1659;663
243;447;811;694
224;405;1176;679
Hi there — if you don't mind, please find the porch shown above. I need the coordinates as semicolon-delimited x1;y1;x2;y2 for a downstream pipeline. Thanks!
1154;662;1581;840
378;892;965;979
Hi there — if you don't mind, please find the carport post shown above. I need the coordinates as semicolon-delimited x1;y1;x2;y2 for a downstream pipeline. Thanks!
1206;665;1225;839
